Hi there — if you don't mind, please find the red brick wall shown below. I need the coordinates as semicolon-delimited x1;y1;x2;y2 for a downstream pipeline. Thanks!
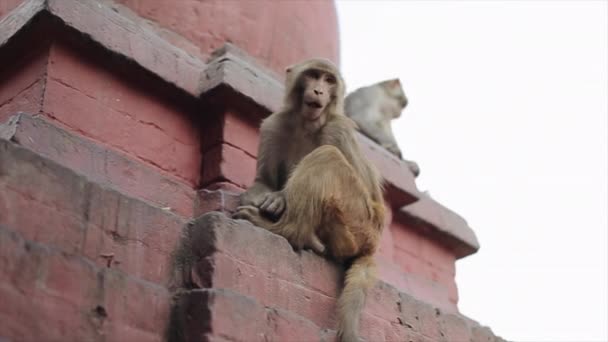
0;2;502;341
112;0;340;74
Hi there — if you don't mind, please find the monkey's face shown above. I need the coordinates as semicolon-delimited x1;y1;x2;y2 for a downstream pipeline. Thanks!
299;69;337;121
382;79;408;119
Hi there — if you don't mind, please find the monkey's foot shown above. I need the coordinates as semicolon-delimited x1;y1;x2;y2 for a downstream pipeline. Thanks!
306;233;326;255
232;205;259;221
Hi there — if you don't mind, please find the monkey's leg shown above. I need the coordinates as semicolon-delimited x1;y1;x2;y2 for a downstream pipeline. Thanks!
282;145;369;255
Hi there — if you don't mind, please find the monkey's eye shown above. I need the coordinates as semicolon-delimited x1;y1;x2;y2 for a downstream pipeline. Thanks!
325;75;337;85
306;70;321;79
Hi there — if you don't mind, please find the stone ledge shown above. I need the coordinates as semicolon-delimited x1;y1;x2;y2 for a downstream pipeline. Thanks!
400;196;480;258
169;211;504;342
0;113;196;217
0;135;187;285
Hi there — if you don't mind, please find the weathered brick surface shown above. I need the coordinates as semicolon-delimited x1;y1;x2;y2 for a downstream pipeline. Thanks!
0;138;186;285
201;143;257;189
44;40;202;186
47;0;205;95
170;212;504;342
0;138;187;341
113;0;340;75
194;182;243;217
400;195;480;258
0;224;171;342
190;174;459;309
0;2;499;340
0;43;48;122
1;113;196;217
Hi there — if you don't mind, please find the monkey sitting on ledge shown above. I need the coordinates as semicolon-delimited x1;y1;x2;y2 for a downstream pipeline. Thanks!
345;79;420;177
233;58;385;342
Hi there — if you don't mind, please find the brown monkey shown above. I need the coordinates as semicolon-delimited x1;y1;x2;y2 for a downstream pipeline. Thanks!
345;79;421;177
233;59;385;342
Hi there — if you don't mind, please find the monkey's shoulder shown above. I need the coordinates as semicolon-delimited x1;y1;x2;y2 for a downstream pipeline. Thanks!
322;115;358;137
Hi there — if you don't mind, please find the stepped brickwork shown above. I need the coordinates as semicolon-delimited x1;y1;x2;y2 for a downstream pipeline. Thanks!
0;1;504;341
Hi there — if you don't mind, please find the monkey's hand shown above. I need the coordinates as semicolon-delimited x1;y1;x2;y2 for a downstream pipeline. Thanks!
258;191;286;219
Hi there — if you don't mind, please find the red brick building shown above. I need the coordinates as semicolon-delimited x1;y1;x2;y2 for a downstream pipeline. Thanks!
0;1;504;341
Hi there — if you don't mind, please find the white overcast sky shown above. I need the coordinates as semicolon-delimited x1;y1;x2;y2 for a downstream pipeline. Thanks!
336;1;608;341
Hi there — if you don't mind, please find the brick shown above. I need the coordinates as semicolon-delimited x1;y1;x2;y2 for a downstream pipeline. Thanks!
222;111;260;157
213;289;269;341
0;223;171;341
43;252;98;308
0;228;100;342
359;313;388;342
116;0;338;75
2;114;196;217
400;195;479;258
0;79;45;123
201;110;260;159
0;138;186;286
0;137;89;254
104;323;163;342
174;288;324;342
0;47;47;102
43;73;200;186
267;307;321;342
82;182;184;284
394;248;431;279
102;270;171;336
46;0;205;96
377;207;396;262
420;238;457;274
391;220;423;257
377;260;410;293
406;274;454;313
0;44;48;122
366;281;402;323
195;250;337;330
175;213;501;341
187;213;341;294
195;182;243;216
0;226;45;296
201;143;257;188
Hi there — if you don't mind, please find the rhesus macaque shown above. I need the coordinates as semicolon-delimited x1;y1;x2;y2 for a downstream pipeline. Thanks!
233;59;385;342
345;79;420;177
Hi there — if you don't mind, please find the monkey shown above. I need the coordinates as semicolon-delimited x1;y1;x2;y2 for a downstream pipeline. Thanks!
232;58;385;342
345;79;421;177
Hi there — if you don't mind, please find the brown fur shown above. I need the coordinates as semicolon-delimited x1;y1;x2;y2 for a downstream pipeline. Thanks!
233;59;385;342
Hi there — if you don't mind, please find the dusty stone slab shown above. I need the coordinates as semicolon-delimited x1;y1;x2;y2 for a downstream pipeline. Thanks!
400;195;480;258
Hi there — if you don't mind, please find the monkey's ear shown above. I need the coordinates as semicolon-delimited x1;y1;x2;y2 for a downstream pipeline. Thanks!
390;79;401;87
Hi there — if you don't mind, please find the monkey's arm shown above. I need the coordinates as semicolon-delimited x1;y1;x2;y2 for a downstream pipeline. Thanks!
239;119;286;218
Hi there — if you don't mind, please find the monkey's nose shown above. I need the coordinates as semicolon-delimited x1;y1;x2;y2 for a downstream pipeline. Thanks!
314;89;323;95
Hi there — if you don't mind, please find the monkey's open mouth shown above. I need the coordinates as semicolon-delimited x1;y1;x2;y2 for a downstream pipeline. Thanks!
305;101;323;109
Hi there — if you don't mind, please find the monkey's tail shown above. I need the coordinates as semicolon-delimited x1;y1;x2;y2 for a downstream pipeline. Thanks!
337;253;377;342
